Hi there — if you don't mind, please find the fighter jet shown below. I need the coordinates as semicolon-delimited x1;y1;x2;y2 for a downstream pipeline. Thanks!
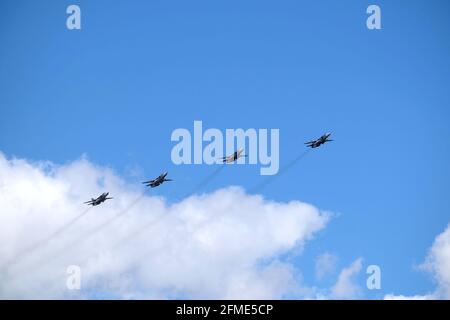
84;192;113;206
142;172;173;188
305;133;333;148
221;148;247;163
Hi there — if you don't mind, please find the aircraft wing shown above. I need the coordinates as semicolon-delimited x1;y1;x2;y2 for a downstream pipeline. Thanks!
142;179;155;184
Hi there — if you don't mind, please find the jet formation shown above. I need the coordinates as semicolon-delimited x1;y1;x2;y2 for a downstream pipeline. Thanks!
84;133;332;206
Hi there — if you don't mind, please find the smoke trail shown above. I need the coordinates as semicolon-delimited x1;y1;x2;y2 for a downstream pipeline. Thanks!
0;207;92;270
183;165;225;198
1;194;147;293
113;212;166;250
181;149;313;239
7;193;146;279
79;166;228;266
78;184;187;267
51;193;145;257
79;210;168;268
78;151;314;272
115;151;313;264
249;149;312;193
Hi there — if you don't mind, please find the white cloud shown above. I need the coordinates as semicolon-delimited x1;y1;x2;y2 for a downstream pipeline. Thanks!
0;152;330;299
330;258;363;299
421;224;450;299
315;252;338;281
384;224;450;300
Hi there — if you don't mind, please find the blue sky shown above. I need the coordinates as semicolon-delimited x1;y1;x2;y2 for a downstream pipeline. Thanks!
1;0;449;298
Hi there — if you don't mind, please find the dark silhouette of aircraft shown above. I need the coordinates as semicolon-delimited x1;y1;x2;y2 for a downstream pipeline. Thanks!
142;172;173;188
84;192;113;206
305;133;333;148
221;148;247;163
